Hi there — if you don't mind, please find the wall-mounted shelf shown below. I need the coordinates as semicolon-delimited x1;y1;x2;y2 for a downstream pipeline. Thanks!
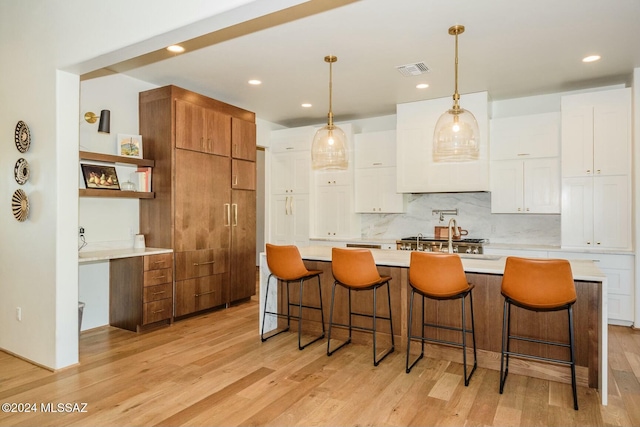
79;151;155;167
79;151;155;199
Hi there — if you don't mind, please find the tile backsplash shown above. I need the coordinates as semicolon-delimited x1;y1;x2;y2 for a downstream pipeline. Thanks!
360;192;561;246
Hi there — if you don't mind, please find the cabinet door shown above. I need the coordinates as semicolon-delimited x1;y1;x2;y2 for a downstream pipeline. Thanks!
561;177;594;247
232;159;256;190
271;195;293;244
355;130;396;167
290;194;310;247
316;186;351;237
230;189;257;301
355;169;379;212
204;108;231;156
175;99;205;152
175;275;227;317
231;117;256;161
524;158;560;213
378;167;405;213
175;149;231;251
593;175;630;249
561;103;594;177
490;160;523;213
593;90;631;176
490;113;560;160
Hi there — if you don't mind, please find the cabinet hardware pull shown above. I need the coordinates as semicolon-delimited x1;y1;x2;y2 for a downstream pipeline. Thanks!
516;153;530;156
195;290;216;297
152;309;164;314
233;175;238;186
152;291;166;295
232;203;238;226
193;260;215;266
373;162;382;166
596;169;601;174
586;169;591;174
152;276;165;280
224;203;230;226
286;147;293;150
290;197;294;215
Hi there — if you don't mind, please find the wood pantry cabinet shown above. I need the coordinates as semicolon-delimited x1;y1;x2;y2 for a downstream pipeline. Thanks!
109;253;174;332
139;85;256;318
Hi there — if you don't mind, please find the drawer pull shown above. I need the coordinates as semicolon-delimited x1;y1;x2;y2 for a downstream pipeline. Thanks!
152;309;165;314
193;260;215;266
195;290;216;297
152;291;166;295
152;276;166;280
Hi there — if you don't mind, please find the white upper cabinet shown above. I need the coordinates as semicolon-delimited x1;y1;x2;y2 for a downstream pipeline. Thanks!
490;112;561;214
354;130;406;213
561;88;631;177
490;112;560;160
396;91;489;193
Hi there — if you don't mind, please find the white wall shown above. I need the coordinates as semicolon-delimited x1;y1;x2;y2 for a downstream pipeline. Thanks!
0;0;286;370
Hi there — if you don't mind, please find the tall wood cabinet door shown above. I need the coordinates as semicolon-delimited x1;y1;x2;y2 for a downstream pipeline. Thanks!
204;108;231;156
232;159;256;190
175;99;206;152
230;189;256;301
231;118;256;161
175;149;231;252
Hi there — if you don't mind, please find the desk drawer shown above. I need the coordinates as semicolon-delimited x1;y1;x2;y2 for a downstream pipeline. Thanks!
144;283;172;303
143;298;172;325
144;267;173;287
144;253;173;271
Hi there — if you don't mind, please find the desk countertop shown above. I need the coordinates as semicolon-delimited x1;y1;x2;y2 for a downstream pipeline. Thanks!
79;247;173;263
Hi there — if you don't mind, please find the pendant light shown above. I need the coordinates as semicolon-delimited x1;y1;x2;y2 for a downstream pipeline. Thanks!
433;25;479;162
311;55;348;170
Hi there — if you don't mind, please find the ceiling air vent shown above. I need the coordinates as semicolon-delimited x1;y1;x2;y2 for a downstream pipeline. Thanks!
395;62;430;77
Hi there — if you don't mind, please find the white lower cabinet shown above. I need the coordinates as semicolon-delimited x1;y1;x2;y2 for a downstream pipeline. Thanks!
550;251;634;326
271;194;309;247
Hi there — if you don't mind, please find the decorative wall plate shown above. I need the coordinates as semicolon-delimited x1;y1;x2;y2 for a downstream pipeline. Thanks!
11;189;29;222
14;158;30;185
15;121;31;153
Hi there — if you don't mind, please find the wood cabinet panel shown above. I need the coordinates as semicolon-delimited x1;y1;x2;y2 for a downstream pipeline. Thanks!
232;117;256;161
109;257;144;332
174;149;230;251
232;159;256;190
175;274;227;317
175;249;229;280
144;253;173;271
143;298;172;325
143;283;173;303
230;189;257;301
143;267;172;287
204;108;231;156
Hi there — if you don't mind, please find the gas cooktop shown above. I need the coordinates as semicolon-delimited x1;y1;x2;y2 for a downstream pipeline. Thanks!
399;236;488;244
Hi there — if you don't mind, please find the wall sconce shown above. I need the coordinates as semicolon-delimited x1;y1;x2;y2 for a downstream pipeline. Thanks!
84;110;111;133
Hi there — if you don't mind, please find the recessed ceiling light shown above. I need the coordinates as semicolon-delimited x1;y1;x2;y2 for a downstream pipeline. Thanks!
248;80;262;85
166;45;185;53
301;103;312;108
582;55;601;63
416;83;429;89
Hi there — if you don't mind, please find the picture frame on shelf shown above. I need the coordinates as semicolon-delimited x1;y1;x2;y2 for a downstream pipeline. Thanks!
117;134;143;159
81;164;120;190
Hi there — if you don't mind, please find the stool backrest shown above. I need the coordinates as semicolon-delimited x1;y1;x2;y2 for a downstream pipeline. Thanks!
265;244;309;280
331;248;381;287
409;252;469;297
501;256;577;309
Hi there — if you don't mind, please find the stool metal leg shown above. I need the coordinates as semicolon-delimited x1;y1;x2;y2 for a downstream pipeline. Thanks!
568;306;578;410
296;275;325;351
406;289;424;373
373;281;394;366
327;282;352;356
461;292;477;386
261;275;291;342
499;299;510;393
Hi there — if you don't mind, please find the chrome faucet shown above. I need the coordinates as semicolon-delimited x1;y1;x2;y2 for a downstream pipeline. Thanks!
447;218;457;253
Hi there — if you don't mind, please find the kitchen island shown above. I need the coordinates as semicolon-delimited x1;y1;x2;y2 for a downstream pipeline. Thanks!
259;245;608;405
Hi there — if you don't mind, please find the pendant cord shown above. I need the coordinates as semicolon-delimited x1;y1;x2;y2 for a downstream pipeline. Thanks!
328;59;334;127
453;31;460;110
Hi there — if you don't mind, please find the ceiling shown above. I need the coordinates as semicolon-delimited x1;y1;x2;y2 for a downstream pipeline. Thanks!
104;0;640;128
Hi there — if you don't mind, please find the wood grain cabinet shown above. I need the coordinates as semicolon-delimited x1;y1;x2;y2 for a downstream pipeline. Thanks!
110;253;174;332
139;85;256;319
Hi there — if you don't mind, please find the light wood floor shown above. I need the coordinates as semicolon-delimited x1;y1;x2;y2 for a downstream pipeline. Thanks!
2;294;640;426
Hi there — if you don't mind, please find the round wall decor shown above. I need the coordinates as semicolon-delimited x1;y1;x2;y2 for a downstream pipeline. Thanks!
11;189;29;222
15;121;31;153
14;158;30;185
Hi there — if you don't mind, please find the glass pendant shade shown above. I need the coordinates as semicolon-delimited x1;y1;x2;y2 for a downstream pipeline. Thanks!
433;106;479;162
433;24;479;162
311;124;348;170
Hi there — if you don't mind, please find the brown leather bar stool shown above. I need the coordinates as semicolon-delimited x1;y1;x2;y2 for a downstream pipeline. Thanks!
327;248;394;366
500;256;578;410
406;252;477;385
261;244;325;350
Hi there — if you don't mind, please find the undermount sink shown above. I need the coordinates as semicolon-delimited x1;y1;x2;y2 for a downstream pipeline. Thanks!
457;253;502;260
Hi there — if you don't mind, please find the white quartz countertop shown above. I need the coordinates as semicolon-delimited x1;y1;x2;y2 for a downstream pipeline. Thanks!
485;242;634;255
298;245;606;282
79;247;173;263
